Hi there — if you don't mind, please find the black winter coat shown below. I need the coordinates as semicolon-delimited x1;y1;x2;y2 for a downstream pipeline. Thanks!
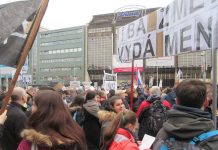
0;102;27;150
83;100;101;150
0;124;4;138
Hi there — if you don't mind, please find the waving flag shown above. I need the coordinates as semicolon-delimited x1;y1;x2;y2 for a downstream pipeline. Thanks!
136;68;142;86
0;0;43;67
176;69;183;79
0;0;49;114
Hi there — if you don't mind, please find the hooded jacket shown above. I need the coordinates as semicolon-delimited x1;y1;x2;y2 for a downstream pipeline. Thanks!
98;109;117;146
98;110;116;131
136;95;170;117
17;129;81;150
1;102;28;150
83;100;100;118
153;105;218;150
109;128;139;150
83;100;101;149
0;124;4;138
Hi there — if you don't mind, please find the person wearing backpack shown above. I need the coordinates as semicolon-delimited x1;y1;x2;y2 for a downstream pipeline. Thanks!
69;95;85;126
137;86;170;140
152;79;218;150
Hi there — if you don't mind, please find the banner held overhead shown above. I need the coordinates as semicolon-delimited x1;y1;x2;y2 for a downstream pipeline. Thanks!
117;0;218;61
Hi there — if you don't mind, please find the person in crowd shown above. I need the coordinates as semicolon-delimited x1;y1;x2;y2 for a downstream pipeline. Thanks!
116;90;130;109
76;87;85;96
133;87;147;112
160;87;172;100
17;90;87;150
102;110;139;150
143;84;149;97
25;88;37;117
83;90;101;150
69;95;85;126
153;79;218;149
137;86;170;117
1;87;28;150
137;86;169;140
125;89;138;111
66;88;77;104
98;90;107;105
61;90;70;105
99;96;125;134
0;110;7;138
53;83;69;105
162;80;180;108
107;89;115;99
138;86;149;100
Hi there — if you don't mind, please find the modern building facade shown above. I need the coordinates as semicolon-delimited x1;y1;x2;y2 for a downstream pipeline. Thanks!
176;50;212;81
28;27;48;86
143;50;212;88
87;13;114;85
0;65;14;91
87;8;158;85
144;56;175;87
33;26;86;86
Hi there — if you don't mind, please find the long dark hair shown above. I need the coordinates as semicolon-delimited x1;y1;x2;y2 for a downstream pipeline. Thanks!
28;90;87;149
103;96;123;112
69;95;84;107
102;110;136;149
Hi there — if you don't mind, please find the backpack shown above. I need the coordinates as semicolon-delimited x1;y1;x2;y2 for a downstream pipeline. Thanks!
73;109;85;126
153;130;218;150
138;100;167;140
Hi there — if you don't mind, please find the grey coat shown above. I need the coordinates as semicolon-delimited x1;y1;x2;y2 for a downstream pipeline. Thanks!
153;105;218;150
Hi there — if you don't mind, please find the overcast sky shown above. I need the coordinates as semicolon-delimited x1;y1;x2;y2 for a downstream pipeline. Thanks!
1;0;174;30
41;0;174;30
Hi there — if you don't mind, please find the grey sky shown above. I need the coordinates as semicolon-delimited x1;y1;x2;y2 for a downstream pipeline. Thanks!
41;0;174;30
0;0;174;30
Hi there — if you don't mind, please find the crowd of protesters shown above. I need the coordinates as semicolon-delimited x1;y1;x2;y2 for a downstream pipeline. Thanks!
0;79;217;149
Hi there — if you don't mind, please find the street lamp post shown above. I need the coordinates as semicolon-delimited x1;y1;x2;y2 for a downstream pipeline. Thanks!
212;18;218;129
73;66;76;81
201;51;206;82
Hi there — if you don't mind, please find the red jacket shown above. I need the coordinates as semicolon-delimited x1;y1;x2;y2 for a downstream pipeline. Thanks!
136;100;171;117
109;128;139;150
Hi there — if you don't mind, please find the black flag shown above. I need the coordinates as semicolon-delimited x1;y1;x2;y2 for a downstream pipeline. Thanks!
0;0;42;67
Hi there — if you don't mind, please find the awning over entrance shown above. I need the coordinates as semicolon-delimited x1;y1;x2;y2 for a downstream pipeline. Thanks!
113;67;143;73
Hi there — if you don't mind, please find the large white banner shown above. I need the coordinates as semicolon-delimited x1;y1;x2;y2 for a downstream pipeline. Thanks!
117;0;218;61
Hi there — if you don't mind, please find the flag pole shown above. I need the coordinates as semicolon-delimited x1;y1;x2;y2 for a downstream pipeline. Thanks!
0;0;49;115
130;59;134;110
212;18;218;129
